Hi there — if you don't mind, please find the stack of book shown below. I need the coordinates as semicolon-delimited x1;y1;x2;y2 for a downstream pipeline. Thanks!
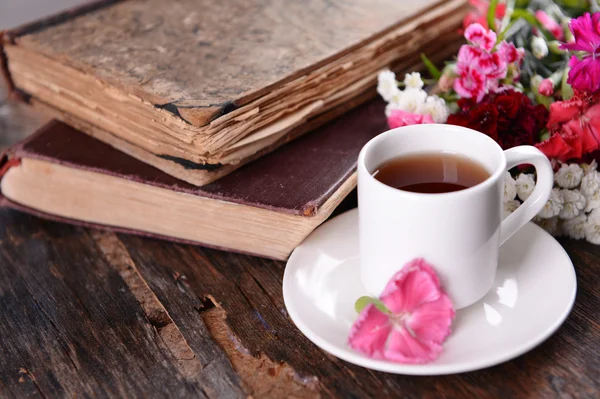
0;0;466;259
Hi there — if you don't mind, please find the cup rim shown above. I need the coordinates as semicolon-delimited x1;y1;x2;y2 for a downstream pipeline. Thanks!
357;124;507;199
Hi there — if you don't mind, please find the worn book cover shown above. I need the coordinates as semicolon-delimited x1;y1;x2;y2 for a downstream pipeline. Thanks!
0;98;388;259
0;0;466;185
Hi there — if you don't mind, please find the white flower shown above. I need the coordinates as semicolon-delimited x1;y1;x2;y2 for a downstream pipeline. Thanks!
404;72;424;89
554;163;584;189
515;173;535;201
580;170;600;212
397;88;428;113
534;215;560;236
417;95;449;123
538;188;564;218
504;199;521;214
531;36;549;59
558;189;586;219
384;90;408;117
582;159;598;175
562;214;587;239
503;172;517;203
377;69;400;102
584;209;600;244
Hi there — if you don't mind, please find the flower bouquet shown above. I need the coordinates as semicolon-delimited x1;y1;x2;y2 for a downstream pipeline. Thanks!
377;0;600;243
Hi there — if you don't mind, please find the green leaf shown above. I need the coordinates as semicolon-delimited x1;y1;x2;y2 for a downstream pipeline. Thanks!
497;18;518;42
420;53;442;80
487;0;499;32
561;69;574;100
354;296;391;314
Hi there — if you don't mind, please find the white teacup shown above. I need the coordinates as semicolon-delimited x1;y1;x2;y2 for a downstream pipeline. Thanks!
357;124;553;309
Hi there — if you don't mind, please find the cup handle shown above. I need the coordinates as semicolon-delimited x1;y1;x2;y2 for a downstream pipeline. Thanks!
500;146;554;245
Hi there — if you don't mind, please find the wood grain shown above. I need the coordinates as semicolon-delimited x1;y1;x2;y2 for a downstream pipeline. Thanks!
0;205;598;397
116;232;599;398
0;211;245;398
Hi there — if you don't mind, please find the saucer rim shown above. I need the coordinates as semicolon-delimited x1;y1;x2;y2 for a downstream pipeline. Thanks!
283;209;577;375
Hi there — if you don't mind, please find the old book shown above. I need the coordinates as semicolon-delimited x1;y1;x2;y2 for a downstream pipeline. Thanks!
0;0;467;185
0;99;387;260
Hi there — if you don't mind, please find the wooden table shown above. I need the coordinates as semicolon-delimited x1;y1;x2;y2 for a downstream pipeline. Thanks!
1;87;599;399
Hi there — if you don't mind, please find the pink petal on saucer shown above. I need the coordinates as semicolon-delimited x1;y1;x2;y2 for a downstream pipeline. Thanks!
380;258;442;313
347;304;391;358
348;258;455;364
406;294;455;344
384;326;443;364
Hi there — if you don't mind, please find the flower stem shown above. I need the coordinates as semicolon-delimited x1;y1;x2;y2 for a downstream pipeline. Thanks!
355;296;391;314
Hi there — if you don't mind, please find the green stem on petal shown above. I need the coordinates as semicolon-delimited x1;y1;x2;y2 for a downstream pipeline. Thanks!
355;296;391;314
497;18;520;43
487;0;499;32
420;53;442;80
561;68;574;100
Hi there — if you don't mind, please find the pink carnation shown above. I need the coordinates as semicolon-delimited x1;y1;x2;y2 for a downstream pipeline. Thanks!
387;110;434;128
497;41;525;64
560;12;600;54
539;78;554;96
454;24;524;102
465;22;497;51
535;10;564;40
348;259;455;364
560;13;600;93
454;66;487;102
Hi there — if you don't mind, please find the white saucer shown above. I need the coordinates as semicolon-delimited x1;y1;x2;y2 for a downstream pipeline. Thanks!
283;209;577;375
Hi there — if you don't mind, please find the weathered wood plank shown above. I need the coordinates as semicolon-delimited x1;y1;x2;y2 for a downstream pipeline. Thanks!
117;228;600;399
90;231;247;399
0;210;245;398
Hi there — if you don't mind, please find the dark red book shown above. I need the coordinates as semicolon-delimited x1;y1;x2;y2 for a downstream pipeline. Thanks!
0;99;387;259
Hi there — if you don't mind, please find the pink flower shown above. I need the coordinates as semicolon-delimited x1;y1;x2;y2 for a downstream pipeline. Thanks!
457;44;482;71
535;10;564;40
454;25;524;102
387;110;434;128
561;12;600;54
560;13;600;93
539;78;554;96
567;55;600;94
454;66;487;102
348;259;455;364
497;41;525;64
465;23;497;51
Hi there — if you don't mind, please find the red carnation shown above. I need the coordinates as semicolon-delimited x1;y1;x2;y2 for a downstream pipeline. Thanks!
536;91;600;162
447;89;549;149
448;104;499;139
